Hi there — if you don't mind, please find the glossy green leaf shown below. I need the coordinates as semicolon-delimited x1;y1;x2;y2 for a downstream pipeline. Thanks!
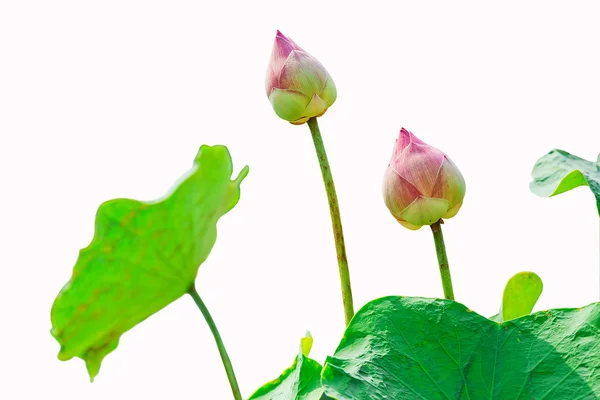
249;332;324;400
530;149;600;215
322;296;600;399
50;145;249;381
500;271;543;322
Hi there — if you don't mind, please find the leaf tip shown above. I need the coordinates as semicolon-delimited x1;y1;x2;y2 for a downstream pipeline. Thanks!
86;358;103;383
86;364;99;383
236;165;250;184
194;144;233;169
57;347;71;362
300;331;313;357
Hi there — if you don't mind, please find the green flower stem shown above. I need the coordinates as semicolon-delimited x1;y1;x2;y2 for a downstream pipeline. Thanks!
430;220;455;300
188;286;242;400
307;117;355;326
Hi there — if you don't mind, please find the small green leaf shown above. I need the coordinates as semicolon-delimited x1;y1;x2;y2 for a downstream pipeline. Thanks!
301;331;313;357
530;149;600;215
499;271;543;322
249;334;324;400
50;145;248;381
490;272;543;322
322;296;600;399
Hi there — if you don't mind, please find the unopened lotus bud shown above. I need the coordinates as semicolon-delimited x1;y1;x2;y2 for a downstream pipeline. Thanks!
265;30;337;125
383;128;466;230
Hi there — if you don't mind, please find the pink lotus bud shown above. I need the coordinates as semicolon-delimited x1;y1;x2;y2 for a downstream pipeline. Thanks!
265;31;337;125
383;129;466;230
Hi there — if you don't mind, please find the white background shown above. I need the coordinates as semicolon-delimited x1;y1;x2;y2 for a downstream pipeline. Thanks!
1;1;599;398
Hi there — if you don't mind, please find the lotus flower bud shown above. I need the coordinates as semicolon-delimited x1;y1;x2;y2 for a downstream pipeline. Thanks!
383;128;466;230
265;31;337;125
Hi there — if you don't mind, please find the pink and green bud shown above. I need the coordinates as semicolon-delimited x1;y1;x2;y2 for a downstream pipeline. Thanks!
265;31;337;125
383;129;466;230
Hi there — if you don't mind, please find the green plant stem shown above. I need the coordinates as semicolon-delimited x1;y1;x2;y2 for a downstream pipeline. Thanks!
430;220;455;300
307;117;355;326
188;286;242;400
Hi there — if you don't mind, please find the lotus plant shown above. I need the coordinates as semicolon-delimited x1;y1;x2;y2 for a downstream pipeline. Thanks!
47;29;600;400
265;30;353;326
383;128;466;299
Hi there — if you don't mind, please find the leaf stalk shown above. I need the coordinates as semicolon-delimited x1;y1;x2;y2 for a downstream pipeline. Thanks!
189;286;242;400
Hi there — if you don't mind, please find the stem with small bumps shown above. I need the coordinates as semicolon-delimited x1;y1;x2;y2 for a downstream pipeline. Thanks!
430;220;455;300
307;117;355;326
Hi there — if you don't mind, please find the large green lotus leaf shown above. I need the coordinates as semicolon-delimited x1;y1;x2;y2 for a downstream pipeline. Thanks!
530;149;600;215
322;296;600;399
249;332;324;400
50;145;249;381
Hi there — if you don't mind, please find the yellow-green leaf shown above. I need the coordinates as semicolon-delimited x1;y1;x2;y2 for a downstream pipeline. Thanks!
50;145;248;381
500;271;543;321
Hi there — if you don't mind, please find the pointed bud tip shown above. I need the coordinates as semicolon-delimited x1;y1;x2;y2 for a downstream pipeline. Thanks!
399;127;412;140
395;127;415;150
398;127;428;146
272;30;297;54
275;30;289;41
